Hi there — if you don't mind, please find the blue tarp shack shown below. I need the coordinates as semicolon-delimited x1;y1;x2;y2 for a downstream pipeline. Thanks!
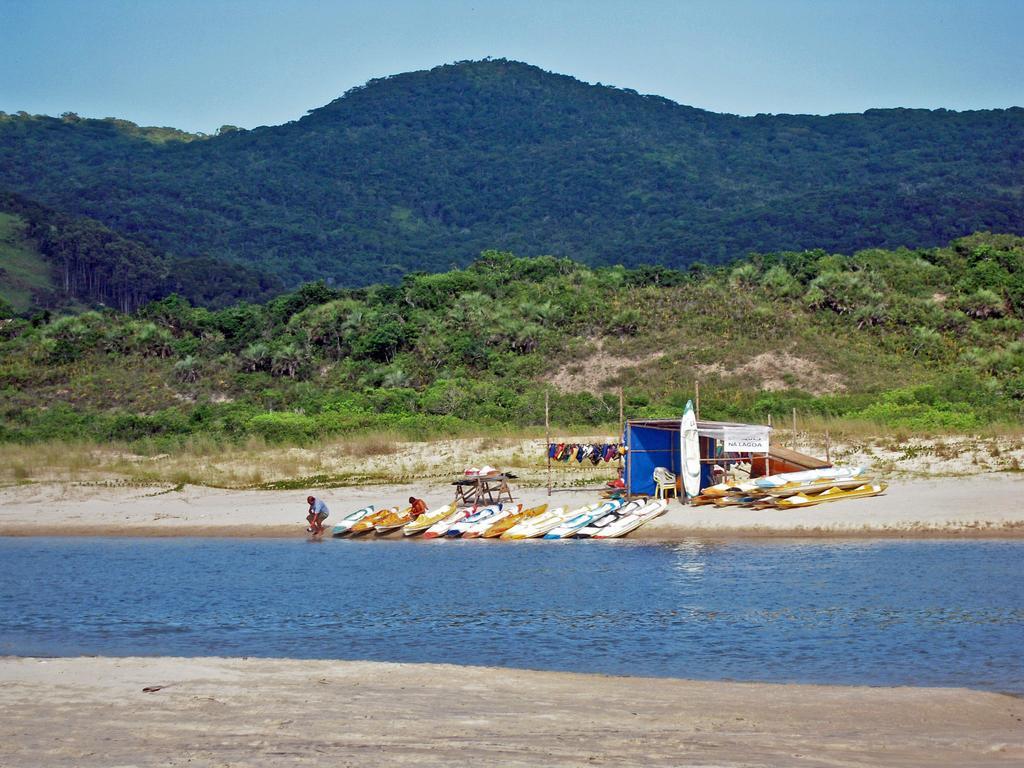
624;418;773;497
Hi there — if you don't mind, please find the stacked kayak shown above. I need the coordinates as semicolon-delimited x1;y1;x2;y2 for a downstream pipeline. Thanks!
700;467;865;500
593;499;668;538
500;505;574;540
754;467;866;490
690;465;885;511
402;504;455;537
481;503;547;538
573;499;646;538
544;499;624;539
773;483;887;509
331;505;375;537
768;478;870;497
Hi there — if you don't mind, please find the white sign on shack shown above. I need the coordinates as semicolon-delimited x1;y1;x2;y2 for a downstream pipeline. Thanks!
722;426;770;453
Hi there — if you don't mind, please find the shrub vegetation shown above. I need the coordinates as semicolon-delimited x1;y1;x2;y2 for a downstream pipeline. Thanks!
2;233;1023;447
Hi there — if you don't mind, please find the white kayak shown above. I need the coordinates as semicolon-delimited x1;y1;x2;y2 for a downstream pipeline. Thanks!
593;499;668;539
752;466;864;489
330;505;375;537
703;466;865;497
422;507;474;539
500;505;573;540
573;499;645;538
543;499;623;539
445;504;508;538
459;504;521;538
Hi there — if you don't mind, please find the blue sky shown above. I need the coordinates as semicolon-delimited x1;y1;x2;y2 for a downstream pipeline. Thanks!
2;0;1021;133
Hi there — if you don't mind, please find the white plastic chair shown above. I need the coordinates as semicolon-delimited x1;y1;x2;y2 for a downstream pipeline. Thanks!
653;466;677;500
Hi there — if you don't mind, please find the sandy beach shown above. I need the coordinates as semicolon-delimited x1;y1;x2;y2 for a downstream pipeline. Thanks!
0;656;1020;767
0;472;1022;538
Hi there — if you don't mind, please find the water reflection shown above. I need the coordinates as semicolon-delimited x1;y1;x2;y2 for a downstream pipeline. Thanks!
669;539;711;579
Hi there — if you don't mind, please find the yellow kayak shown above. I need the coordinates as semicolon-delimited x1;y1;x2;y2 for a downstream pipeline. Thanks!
773;483;887;509
712;496;756;508
349;507;397;536
766;478;876;498
374;506;414;535
480;504;548;538
402;504;455;536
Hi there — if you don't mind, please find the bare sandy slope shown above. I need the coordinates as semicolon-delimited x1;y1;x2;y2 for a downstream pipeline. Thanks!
0;473;1022;538
1;657;1021;767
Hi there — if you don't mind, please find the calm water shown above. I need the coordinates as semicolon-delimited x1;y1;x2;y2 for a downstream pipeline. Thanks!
0;537;1021;693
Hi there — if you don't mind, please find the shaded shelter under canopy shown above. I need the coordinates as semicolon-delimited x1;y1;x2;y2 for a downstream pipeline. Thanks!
623;418;773;497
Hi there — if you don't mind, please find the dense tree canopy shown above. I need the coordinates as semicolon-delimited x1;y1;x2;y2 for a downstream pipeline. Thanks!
1;59;1021;287
0;193;282;310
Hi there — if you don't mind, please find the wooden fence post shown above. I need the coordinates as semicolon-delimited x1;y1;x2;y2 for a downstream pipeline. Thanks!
545;390;551;497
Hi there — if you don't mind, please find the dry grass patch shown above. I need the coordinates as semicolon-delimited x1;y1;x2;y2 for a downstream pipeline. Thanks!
337;432;400;458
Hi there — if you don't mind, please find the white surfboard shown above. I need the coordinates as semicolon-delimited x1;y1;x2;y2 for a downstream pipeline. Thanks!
681;400;701;498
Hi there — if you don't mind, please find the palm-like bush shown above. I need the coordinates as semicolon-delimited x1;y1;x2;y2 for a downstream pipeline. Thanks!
270;342;304;378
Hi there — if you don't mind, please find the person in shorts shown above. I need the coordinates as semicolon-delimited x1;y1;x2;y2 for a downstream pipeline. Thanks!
306;496;330;534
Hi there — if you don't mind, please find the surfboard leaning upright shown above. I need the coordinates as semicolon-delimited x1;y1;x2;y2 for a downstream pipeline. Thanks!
681;400;701;499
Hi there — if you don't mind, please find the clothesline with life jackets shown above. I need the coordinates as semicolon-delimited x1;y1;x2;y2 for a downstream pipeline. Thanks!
547;443;625;464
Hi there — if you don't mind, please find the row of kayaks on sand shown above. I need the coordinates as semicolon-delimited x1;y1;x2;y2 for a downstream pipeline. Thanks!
693;466;887;509
331;498;669;540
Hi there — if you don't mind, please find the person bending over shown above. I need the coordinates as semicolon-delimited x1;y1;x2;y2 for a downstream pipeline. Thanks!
306;495;330;534
408;496;428;519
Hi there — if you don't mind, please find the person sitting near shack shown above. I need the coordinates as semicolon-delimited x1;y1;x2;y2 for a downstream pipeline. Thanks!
408;496;428;519
306;495;330;534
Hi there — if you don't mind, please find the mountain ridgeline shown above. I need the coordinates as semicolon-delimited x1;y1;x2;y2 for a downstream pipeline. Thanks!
1;59;1022;288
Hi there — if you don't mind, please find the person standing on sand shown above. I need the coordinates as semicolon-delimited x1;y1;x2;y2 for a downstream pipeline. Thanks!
408;496;428;519
306;496;329;534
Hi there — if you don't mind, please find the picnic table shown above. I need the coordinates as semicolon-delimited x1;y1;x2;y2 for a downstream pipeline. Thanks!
452;473;515;507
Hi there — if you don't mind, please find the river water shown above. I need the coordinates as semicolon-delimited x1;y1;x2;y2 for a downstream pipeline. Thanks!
0;537;1020;693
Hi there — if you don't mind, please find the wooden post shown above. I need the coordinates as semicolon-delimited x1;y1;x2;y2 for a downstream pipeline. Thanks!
792;407;797;450
765;414;772;478
695;380;701;420
618;388;625;477
825;429;831;465
625;422;632;498
545;389;551;497
618;387;624;437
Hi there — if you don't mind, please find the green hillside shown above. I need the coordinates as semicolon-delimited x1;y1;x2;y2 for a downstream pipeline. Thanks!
2;232;1022;447
0;211;61;313
0;192;283;311
1;59;1021;287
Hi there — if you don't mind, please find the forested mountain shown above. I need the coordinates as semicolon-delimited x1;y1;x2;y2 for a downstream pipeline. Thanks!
1;59;1021;287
